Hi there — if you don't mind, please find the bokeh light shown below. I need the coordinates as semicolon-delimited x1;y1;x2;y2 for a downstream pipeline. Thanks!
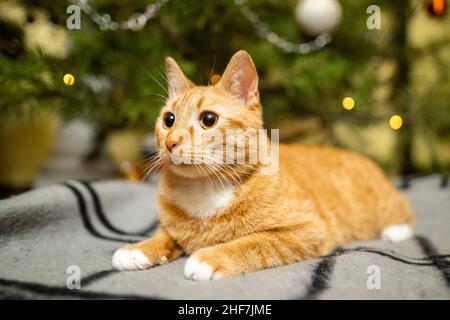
63;74;75;86
342;97;355;110
389;115;403;130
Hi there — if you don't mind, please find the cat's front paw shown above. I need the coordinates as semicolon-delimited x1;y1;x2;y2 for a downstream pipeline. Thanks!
112;247;153;271
184;255;224;281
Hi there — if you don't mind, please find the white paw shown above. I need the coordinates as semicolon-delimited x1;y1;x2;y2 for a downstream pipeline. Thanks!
381;224;414;243
184;256;223;281
112;248;152;271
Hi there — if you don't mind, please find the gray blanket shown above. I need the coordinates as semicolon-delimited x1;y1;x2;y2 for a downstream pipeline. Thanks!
0;176;449;299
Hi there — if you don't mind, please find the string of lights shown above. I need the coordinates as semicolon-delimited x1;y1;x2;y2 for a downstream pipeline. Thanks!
73;0;170;31
74;0;332;53
236;0;332;54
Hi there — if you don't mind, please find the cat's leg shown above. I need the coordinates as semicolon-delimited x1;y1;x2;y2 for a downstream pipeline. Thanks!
184;227;327;280
112;227;182;271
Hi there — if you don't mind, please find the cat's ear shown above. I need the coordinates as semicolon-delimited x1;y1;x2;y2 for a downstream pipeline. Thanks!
165;57;194;98
218;50;259;106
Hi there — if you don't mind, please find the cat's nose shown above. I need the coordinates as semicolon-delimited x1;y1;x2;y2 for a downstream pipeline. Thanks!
166;137;182;152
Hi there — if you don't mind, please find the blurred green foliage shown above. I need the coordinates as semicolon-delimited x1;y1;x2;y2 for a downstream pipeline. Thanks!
0;0;449;174
0;0;380;127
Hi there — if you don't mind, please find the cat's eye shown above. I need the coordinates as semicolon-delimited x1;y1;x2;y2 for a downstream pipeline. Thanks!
200;111;218;129
163;112;175;129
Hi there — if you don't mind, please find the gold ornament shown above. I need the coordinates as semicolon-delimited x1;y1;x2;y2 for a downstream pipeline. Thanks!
210;74;221;85
428;0;447;17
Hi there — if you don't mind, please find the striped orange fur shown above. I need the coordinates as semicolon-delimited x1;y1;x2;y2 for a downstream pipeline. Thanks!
112;51;414;280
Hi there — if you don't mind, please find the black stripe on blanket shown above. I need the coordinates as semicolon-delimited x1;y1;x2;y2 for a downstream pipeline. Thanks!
59;182;162;289
397;174;449;189
82;270;117;287
302;255;337;299
336;247;448;266
79;181;159;236
300;242;450;299
0;277;159;300
62;183;139;243
415;235;450;287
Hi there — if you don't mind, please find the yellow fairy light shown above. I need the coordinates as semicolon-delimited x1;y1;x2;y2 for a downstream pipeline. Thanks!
389;115;403;130
342;97;355;110
210;74;221;85
63;73;75;86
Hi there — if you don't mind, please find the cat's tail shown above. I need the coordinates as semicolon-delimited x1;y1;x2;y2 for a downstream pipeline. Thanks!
380;188;415;243
381;223;414;243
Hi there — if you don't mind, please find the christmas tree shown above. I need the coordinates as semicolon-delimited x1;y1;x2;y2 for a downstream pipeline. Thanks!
1;0;449;178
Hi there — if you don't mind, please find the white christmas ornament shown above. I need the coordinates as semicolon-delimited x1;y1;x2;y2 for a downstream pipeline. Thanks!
295;0;342;36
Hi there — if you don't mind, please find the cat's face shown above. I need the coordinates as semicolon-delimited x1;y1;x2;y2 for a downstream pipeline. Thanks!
154;50;263;179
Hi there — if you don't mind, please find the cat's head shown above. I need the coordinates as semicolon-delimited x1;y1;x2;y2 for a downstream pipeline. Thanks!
154;50;264;179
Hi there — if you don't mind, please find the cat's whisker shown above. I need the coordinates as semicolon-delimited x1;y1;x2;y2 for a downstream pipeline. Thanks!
201;153;254;175
203;161;229;195
180;150;218;190
200;154;240;173
141;155;165;182
207;53;216;86
155;67;168;85
217;164;251;201
183;150;254;202
149;92;168;102
189;152;230;193
200;157;245;197
195;163;215;191
141;162;158;182
143;67;169;97
199;153;253;201
155;67;172;98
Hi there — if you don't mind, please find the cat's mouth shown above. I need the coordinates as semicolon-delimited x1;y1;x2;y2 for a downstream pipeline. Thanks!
159;151;226;178
166;162;211;179
164;152;210;167
171;163;193;167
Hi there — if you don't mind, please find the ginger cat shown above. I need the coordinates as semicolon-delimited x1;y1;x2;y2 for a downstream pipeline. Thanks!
112;50;415;280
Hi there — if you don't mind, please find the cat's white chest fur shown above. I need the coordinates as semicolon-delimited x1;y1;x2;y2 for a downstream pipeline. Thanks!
170;181;235;218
